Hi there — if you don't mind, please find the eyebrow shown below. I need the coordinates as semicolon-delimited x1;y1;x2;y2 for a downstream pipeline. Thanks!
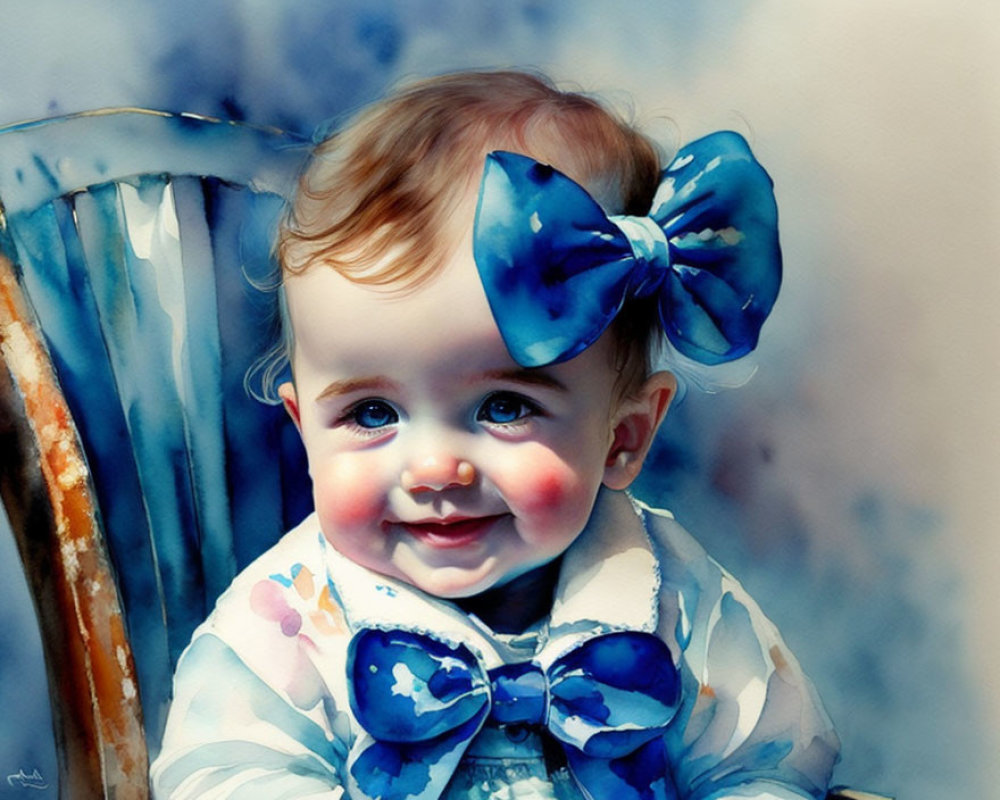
316;376;399;402
473;368;569;393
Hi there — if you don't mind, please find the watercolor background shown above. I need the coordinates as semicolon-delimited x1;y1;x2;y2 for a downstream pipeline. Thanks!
0;2;997;798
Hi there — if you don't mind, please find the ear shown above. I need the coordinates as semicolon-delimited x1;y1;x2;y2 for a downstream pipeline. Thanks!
278;381;302;433
603;371;676;491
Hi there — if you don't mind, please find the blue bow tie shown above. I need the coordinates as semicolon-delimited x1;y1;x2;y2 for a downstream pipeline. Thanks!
473;131;782;368
346;628;681;800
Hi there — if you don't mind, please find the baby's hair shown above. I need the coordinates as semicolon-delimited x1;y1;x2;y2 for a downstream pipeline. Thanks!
271;70;673;399
279;70;660;283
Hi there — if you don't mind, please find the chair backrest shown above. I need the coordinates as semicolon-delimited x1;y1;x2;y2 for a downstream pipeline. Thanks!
0;109;313;797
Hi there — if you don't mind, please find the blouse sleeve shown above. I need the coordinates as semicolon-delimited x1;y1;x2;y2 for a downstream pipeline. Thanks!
150;547;356;800
150;633;348;799
651;515;840;800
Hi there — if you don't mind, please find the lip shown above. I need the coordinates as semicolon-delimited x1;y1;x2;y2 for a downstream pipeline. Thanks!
397;514;507;549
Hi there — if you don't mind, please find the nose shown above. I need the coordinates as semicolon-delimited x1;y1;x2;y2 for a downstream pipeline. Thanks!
401;454;477;493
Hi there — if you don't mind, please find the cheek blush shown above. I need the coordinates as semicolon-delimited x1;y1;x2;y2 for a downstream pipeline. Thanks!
522;469;573;512
315;461;386;531
505;451;589;525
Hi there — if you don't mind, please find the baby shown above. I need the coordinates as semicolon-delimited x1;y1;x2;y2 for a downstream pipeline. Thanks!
152;70;839;800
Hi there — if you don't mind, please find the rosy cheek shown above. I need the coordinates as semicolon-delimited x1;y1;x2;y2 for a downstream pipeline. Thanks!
503;451;587;522
313;458;386;532
520;468;574;513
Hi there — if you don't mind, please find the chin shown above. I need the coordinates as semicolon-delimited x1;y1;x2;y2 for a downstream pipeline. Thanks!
409;567;503;600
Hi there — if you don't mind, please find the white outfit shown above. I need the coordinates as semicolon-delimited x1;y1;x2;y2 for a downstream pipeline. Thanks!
151;489;839;799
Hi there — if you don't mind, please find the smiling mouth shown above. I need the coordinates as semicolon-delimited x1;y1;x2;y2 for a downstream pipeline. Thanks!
399;515;507;549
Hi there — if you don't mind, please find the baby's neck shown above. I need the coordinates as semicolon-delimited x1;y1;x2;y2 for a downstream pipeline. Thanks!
454;558;562;635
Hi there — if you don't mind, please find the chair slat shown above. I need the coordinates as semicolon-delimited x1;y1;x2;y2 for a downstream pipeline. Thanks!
172;176;238;606
227;187;313;543
73;180;207;665
205;180;310;569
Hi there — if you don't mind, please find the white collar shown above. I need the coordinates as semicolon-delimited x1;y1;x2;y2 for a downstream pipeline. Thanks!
320;488;661;671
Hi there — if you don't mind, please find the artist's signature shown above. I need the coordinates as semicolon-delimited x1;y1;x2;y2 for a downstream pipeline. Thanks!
6;768;49;791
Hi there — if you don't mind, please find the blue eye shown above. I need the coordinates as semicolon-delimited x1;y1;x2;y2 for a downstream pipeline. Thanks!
476;392;538;425
350;400;398;429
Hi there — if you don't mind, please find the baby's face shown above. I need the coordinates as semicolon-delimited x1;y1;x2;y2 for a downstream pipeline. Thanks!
279;235;634;599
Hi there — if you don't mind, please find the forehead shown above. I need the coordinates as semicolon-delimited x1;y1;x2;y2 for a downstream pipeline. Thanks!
284;243;511;379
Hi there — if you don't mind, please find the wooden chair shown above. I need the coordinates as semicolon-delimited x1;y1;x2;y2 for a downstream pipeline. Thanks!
0;108;313;798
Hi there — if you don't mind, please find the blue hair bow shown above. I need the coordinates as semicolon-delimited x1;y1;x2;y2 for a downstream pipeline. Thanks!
346;628;681;800
473;131;782;367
